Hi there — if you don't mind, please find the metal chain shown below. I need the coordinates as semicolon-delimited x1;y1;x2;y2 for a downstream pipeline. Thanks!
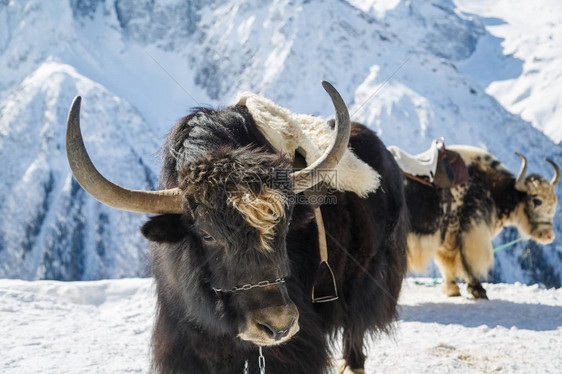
242;348;266;374
213;278;285;293
259;346;266;374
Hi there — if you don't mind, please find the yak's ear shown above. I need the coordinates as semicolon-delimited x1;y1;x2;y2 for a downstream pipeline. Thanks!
141;214;188;243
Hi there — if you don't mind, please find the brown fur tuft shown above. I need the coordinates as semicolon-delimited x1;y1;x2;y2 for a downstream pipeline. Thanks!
228;186;288;252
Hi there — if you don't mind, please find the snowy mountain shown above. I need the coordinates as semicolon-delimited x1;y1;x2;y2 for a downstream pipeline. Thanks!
455;0;562;144
0;0;561;286
0;62;159;280
1;277;560;373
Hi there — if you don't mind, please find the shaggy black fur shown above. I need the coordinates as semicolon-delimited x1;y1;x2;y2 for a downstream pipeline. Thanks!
142;106;408;373
467;165;527;222
404;179;443;235
406;163;527;238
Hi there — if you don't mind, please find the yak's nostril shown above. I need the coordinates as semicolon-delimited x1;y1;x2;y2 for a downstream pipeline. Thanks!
257;319;295;341
274;318;294;340
257;322;276;339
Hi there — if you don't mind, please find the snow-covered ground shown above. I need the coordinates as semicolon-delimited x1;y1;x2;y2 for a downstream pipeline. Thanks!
0;278;154;373
1;277;560;374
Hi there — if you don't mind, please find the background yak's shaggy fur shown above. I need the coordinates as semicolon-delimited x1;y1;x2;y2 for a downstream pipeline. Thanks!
405;145;558;299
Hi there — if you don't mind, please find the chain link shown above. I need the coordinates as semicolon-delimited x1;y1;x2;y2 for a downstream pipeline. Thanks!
259;346;266;374
242;349;266;374
213;278;285;293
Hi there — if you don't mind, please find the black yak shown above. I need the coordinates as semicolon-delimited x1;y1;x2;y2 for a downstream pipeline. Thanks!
65;82;408;373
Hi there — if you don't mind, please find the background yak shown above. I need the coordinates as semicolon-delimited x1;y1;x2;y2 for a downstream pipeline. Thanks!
406;146;559;299
65;82;408;374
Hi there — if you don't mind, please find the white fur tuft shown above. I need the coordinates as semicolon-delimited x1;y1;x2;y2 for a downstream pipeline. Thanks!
234;92;380;197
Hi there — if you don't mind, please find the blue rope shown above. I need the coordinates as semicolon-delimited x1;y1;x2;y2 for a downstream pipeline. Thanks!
493;238;523;253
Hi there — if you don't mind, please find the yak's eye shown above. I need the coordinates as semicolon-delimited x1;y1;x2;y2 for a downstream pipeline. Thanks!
532;198;543;207
200;231;215;242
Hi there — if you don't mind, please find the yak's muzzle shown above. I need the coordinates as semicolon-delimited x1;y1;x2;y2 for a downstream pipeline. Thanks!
238;304;300;346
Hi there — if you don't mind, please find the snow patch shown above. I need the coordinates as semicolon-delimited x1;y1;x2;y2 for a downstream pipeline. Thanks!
1;277;560;373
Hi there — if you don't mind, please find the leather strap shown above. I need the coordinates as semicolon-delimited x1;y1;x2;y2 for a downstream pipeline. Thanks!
403;171;434;187
295;150;329;260
293;150;338;303
313;206;328;263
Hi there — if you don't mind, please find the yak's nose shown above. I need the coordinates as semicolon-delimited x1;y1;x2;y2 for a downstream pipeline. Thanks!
238;304;300;345
543;232;555;242
537;228;555;244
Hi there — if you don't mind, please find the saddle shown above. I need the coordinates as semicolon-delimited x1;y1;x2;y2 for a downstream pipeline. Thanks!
388;139;468;188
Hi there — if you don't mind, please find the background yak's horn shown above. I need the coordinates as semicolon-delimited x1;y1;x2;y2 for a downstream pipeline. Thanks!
545;158;560;186
65;96;183;214
291;81;351;194
514;152;528;192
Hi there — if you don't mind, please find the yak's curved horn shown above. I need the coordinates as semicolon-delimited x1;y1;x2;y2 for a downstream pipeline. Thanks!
66;96;183;214
545;158;560;186
291;81;351;194
514;152;528;192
